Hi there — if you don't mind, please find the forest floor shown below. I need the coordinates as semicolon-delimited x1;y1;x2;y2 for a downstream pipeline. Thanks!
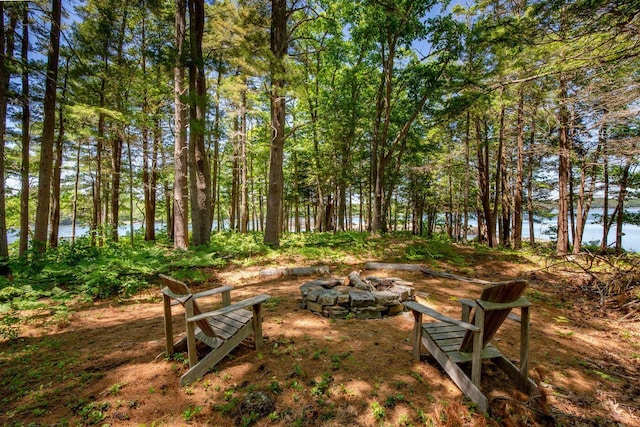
1;244;639;426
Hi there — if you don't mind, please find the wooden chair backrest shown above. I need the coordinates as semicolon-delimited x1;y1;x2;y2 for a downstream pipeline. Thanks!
459;280;528;352
160;275;217;338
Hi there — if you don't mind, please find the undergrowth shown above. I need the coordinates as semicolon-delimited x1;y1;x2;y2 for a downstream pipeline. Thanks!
0;230;575;340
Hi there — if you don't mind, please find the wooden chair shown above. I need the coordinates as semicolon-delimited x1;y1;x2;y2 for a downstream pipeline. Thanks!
160;274;270;386
403;279;538;412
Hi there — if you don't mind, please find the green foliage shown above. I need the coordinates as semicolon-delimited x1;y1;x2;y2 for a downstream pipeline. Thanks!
384;393;406;408
370;401;385;421
405;235;466;266
0;306;21;341
182;405;203;421
311;372;334;397
69;400;110;425
269;380;282;394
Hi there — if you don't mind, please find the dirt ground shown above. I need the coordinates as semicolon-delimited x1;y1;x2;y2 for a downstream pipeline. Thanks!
1;250;639;426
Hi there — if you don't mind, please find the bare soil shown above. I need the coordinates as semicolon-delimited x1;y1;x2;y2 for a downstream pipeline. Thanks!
1;249;639;426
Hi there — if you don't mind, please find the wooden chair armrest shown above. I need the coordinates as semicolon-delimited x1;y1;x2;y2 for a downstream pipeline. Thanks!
459;298;476;308
458;298;523;323
192;285;234;300
403;301;480;332
162;287;190;303
476;296;532;311
188;294;271;323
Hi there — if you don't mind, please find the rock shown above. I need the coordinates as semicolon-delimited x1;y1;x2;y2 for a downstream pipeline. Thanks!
389;285;414;299
354;307;384;319
336;292;351;306
306;301;324;313
300;282;324;297
388;278;414;287
372;290;400;306
300;274;415;318
349;289;376;307
286;266;331;276
318;289;342;305
385;303;405;315
324;306;350;319
240;391;275;419
306;288;326;302
348;271;374;291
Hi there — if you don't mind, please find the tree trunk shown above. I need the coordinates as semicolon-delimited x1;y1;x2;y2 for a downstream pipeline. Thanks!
19;3;30;256
615;162;630;253
48;59;68;248
527;111;536;245
264;0;287;247
230;112;239;230
94;101;105;246
0;7;17;257
293;150;301;233
463;110;470;242
110;135;123;242
127;135;134;245
495;99;507;246
240;90;249;232
141;14;154;242
188;0;211;246
173;0;189;249
513;87;525;248
72;140;81;244
556;76;571;255
151;118;159;235
600;132;609;251
161;138;173;240
572;129;601;254
476;116;495;247
211;62;222;231
33;0;61;253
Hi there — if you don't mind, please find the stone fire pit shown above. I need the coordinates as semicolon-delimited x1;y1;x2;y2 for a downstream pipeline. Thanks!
300;272;415;319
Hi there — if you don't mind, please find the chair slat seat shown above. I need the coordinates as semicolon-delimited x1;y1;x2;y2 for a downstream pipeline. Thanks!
160;274;269;386
404;279;538;412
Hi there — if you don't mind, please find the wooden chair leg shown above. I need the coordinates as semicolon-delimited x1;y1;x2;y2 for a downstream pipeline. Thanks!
412;310;423;362
471;306;485;387
252;303;264;350
520;306;530;391
184;298;198;368
163;294;174;356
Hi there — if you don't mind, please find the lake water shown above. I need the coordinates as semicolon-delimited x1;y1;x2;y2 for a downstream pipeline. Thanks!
7;208;639;252
470;208;639;252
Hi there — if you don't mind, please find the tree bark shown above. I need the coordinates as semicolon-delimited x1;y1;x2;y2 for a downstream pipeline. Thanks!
572;129;601;254
463;110;471;242
513;87;525;248
527;111;536;245
264;0;287;247
141;13;155;242
476;116;495;247
33;0;61;253
19;3;30;256
48;59;68;248
127;135;134;245
600;132;610;252
615;162;630;253
188;0;211;246
173;0;189;249
239;89;248;234
72;140;81;244
556;75;571;255
110;135;123;242
211;62;222;231
0;6;18;258
495;97;508;246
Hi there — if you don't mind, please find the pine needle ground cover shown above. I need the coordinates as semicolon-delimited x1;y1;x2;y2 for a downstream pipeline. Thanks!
1;233;638;426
